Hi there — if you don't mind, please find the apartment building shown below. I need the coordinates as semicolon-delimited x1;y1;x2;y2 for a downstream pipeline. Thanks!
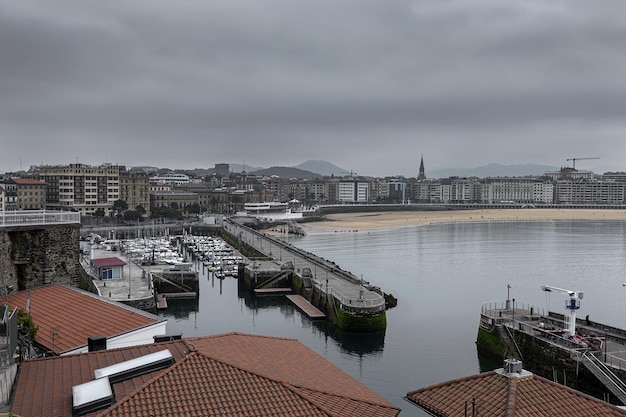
150;190;199;212
555;180;626;205
39;163;121;216
482;178;554;204
119;169;151;216
0;179;17;210
12;178;47;210
387;178;407;203
337;180;369;203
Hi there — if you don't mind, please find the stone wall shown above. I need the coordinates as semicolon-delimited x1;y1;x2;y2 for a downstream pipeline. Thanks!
0;224;81;291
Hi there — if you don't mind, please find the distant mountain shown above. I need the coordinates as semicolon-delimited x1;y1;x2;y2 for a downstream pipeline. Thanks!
428;163;559;179
251;166;322;179
294;160;348;177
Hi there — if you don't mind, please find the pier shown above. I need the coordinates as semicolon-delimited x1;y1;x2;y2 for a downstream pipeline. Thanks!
223;219;387;331
478;300;626;405
286;295;326;319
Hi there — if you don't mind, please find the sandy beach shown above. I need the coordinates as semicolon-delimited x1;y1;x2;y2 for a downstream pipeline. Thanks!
300;209;626;234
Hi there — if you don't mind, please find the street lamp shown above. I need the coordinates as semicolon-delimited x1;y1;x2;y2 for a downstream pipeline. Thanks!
512;298;516;336
128;252;131;299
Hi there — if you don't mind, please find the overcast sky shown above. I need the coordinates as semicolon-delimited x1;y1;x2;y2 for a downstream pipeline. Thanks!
2;0;625;177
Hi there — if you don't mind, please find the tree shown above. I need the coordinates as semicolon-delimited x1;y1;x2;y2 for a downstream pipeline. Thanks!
135;205;146;217
18;309;38;342
112;199;128;220
188;202;201;214
112;199;128;212
124;210;142;221
92;208;105;217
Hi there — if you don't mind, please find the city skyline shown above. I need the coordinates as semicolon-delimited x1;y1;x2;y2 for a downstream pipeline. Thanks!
2;1;625;176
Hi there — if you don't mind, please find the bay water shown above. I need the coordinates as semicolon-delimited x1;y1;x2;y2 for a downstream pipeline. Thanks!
161;220;626;416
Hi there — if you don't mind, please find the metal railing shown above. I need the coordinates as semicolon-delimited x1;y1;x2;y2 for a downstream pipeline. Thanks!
225;220;387;312
502;324;524;361
481;301;547;317
0;210;81;227
581;350;626;404
329;288;386;312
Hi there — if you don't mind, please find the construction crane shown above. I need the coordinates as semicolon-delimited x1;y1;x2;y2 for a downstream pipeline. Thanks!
340;170;358;178
566;157;599;170
541;285;583;337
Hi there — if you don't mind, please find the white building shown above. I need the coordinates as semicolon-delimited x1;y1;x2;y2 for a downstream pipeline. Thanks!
483;179;554;204
242;202;302;221
338;181;369;203
150;173;191;186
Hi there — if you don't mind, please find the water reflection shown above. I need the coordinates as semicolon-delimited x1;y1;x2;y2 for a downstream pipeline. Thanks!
315;320;385;356
160;298;198;320
160;274;386;356
477;349;501;373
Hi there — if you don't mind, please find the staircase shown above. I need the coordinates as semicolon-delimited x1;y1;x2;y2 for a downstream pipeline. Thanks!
257;269;292;289
498;324;523;361
581;351;626;405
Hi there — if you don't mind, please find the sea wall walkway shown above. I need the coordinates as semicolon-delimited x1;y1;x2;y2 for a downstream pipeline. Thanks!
223;220;386;314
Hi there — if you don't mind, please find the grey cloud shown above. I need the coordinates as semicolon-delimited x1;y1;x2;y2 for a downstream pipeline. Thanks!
1;0;625;176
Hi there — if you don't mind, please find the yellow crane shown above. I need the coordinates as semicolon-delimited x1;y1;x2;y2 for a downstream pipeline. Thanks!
566;157;599;170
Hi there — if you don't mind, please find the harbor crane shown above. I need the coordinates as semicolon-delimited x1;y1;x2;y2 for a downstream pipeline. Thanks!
541;285;583;337
566;157;599;170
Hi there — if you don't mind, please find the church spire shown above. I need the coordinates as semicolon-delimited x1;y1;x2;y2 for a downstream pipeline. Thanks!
418;155;426;180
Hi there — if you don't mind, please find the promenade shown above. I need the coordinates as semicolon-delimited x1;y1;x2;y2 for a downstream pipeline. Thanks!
302;208;626;233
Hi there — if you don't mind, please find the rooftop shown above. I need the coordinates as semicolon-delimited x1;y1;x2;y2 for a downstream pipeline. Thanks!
10;178;47;185
12;332;400;417
406;362;626;417
90;257;127;268
7;285;163;354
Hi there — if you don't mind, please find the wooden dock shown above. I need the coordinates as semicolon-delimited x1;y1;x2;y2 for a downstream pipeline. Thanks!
156;294;168;310
286;294;326;319
254;288;292;295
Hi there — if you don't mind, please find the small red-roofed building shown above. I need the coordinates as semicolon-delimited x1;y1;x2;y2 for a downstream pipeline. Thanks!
11;332;401;417
405;359;626;416
90;257;127;279
7;285;166;355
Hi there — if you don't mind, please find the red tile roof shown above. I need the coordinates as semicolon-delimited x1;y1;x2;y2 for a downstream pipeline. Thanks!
91;257;127;267
12;341;192;417
7;285;162;354
12;333;400;417
10;178;46;185
406;368;626;416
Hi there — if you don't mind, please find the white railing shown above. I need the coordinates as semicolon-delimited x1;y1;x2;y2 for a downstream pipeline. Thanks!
329;287;386;312
0;210;81;227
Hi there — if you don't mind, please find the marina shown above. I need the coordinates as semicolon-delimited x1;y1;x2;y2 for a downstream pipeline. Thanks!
75;218;626;414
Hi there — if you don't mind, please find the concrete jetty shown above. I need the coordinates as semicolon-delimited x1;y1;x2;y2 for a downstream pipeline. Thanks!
224;219;387;331
477;300;626;405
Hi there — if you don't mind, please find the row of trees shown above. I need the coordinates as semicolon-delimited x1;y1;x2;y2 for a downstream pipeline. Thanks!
90;200;205;221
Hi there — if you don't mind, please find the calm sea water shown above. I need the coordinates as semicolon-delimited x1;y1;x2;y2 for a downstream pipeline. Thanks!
160;220;626;416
